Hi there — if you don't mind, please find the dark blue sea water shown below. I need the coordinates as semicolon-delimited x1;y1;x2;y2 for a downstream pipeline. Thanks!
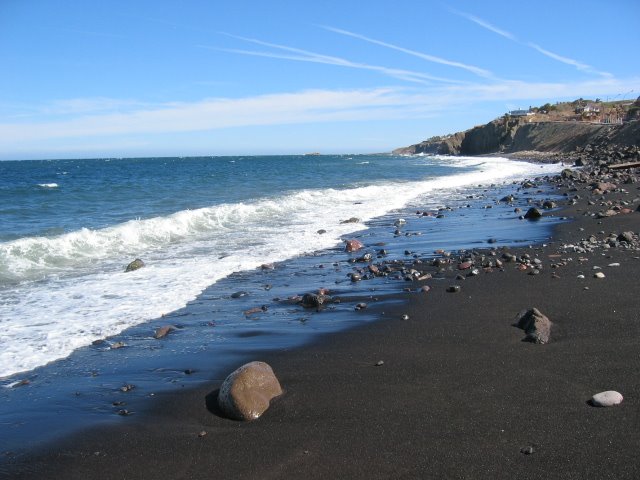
0;154;564;454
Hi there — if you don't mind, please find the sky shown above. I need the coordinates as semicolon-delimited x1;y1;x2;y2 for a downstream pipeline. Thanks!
0;0;638;160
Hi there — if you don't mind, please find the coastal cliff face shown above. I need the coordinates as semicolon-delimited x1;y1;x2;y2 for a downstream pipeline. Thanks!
393;118;640;157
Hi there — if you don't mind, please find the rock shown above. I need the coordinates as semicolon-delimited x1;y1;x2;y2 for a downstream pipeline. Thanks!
590;390;623;407
110;341;126;349
355;303;367;311
419;285;431;293
375;360;384;366
542;200;557;209
340;217;360;224
154;325;175;339
317;229;327;234
125;258;145;272
513;308;552;344
401;314;409;321
618;231;634;243
500;194;515;203
217;361;283;421
350;273;361;282
446;285;461;293
520;446;535;455
345;239;364;252
594;272;605;279
524;207;542;220
457;261;473;270
231;291;249;299
300;293;330;308
593;182;617;192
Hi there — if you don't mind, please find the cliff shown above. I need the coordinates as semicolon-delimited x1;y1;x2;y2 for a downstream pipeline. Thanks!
393;118;640;159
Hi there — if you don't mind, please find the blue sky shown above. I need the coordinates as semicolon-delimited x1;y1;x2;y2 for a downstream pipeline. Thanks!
1;0;638;159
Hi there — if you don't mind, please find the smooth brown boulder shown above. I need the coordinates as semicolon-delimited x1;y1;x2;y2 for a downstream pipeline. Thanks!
217;361;283;421
513;308;552;344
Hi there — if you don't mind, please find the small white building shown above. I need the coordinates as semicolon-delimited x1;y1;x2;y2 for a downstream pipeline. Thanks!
508;109;533;117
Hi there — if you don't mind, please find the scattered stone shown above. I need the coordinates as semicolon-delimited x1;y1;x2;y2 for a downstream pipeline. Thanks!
355;303;367;311
350;273;362;282
419;286;431;293
594;272;606;279
524;207;542;220
154;325;175;339
590;391;623;407
198;430;207;438
231;291;249;299
317;229;326;235
217;361;283;421
260;263;275;270
300;293;330;309
520;446;535;455
457;261;472;270
244;306;268;316
446;285;461;293
608;263;620;267
340;217;360;224
120;384;135;392
124;258;145;273
345;239;364;252
513;308;552;344
542;200;557;209
117;409;131;416
375;360;384;366
11;379;30;388
618;231;634;243
110;341;126;350
401;314;409;321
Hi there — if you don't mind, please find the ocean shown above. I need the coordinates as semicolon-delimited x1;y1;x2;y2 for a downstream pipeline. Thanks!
0;154;565;451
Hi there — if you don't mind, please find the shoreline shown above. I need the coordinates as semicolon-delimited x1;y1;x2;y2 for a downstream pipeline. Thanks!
2;155;639;479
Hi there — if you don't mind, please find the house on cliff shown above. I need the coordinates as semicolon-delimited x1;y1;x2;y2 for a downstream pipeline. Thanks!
507;109;533;117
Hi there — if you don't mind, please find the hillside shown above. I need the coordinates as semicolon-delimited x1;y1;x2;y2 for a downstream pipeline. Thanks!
393;98;640;162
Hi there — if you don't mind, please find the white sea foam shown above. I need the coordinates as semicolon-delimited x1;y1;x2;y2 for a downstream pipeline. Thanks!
0;157;562;378
37;183;58;188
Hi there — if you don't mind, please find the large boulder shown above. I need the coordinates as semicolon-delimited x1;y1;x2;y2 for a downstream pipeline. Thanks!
513;308;552;344
217;361;283;421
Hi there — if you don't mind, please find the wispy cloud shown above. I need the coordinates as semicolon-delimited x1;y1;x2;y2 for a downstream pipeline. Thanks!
450;8;612;78
527;42;613;78
2;76;637;147
206;33;464;85
448;10;517;41
320;26;493;79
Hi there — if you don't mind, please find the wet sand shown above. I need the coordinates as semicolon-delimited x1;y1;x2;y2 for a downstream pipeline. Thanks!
3;167;639;479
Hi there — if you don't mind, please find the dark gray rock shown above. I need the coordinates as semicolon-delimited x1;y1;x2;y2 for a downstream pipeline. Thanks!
513;308;552;344
524;207;542;220
125;258;145;272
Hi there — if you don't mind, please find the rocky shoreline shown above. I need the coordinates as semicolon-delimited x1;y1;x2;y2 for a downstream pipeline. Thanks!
2;152;639;479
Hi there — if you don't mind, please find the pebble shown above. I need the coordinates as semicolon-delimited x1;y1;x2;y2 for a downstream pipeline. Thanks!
446;285;461;293
590;391;623;407
594;272;606;279
608;263;620;267
375;360;384;366
520;446;535;455
198;431;207;438
577;274;585;279
401;314;409;321
355;303;367;311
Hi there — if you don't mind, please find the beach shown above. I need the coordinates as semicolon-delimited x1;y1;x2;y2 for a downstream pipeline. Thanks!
2;157;638;479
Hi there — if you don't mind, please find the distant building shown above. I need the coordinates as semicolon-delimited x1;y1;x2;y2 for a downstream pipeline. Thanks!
508;109;533;117
575;103;601;116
